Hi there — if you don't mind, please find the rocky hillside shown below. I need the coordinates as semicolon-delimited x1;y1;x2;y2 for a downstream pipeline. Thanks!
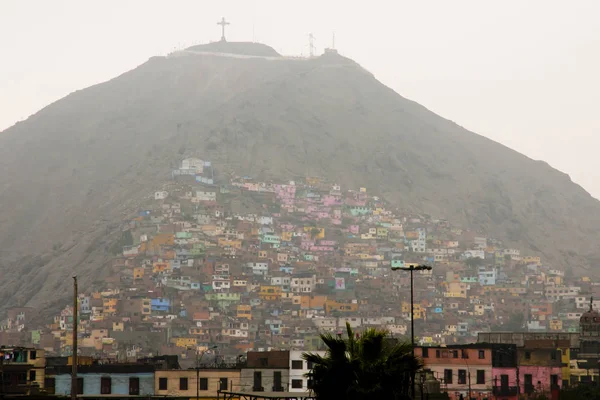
0;42;598;315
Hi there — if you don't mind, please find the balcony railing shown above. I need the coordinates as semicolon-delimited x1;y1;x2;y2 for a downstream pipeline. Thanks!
493;386;519;396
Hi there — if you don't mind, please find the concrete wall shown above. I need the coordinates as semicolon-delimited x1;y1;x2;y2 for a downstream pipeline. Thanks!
54;372;154;396
154;369;241;397
240;368;290;392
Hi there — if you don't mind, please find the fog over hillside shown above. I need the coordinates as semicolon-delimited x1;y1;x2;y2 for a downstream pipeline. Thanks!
0;42;598;316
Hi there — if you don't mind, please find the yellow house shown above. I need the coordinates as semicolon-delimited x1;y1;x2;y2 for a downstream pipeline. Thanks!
112;322;124;332
133;267;145;280
325;300;358;314
401;302;424;319
303;226;325;239
218;238;242;249
171;337;198;348
258;286;282;301
549;319;563;331
237;305;252;320
445;282;468;298
522;256;542;265
102;298;118;315
155;369;241;399
281;232;293;242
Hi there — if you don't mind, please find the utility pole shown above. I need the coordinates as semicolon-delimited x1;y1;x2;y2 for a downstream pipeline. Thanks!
71;276;78;399
516;362;520;398
467;370;471;400
391;263;432;400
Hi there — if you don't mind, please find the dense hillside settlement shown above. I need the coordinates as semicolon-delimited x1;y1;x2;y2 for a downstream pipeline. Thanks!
1;157;600;398
0;157;595;360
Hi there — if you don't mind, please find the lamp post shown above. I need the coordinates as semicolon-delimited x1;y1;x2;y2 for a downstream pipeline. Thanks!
196;345;218;400
391;263;432;399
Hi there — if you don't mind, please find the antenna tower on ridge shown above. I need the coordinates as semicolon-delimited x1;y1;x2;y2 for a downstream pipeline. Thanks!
309;33;316;57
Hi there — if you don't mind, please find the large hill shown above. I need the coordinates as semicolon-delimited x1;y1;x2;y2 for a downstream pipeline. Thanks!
0;42;598;314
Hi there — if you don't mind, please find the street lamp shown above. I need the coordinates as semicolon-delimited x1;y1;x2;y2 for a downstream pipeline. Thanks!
195;345;218;400
391;263;432;399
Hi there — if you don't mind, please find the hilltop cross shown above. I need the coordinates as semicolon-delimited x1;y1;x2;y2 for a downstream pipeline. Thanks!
217;17;230;42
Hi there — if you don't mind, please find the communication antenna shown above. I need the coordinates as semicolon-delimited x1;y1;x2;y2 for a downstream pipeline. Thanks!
309;33;316;57
332;31;336;49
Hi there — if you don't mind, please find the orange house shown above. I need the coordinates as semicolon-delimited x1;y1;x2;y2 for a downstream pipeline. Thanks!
234;342;254;352
153;262;170;274
300;295;327;310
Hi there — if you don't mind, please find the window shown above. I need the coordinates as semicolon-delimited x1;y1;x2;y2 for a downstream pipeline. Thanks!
129;377;140;395
292;379;303;389
273;371;283;391
30;351;37;360
444;369;453;384
453;350;459;359
461;349;468;359
436;350;441;358
307;360;314;369
180;377;188;391
220;377;228;391
200;378;208;391
458;369;467;385
525;351;531;360
77;378;84;395
307;379;314;389
478;350;485;359
292;360;304;369
500;375;509;388
551;374;558;387
101;377;112;394
422;347;429;358
159;377;168;390
477;370;485;385
29;370;36;381
259;357;268;367
253;371;263;391
551;351;557;360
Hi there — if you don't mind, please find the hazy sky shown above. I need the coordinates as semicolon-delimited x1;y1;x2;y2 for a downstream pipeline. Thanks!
2;1;599;196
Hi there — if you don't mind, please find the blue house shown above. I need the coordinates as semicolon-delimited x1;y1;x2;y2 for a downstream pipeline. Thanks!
52;364;154;396
151;298;171;312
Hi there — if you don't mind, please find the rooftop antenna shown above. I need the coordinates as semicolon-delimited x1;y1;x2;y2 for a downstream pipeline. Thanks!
332;31;336;49
309;33;316;57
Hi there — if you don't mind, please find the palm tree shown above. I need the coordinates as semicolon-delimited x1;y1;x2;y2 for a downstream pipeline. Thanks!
303;323;422;400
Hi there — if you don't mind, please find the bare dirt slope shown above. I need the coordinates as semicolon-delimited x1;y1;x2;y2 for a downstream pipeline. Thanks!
0;43;598;315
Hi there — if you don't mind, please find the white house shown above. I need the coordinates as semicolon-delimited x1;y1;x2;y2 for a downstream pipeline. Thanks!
154;191;169;200
289;350;326;392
